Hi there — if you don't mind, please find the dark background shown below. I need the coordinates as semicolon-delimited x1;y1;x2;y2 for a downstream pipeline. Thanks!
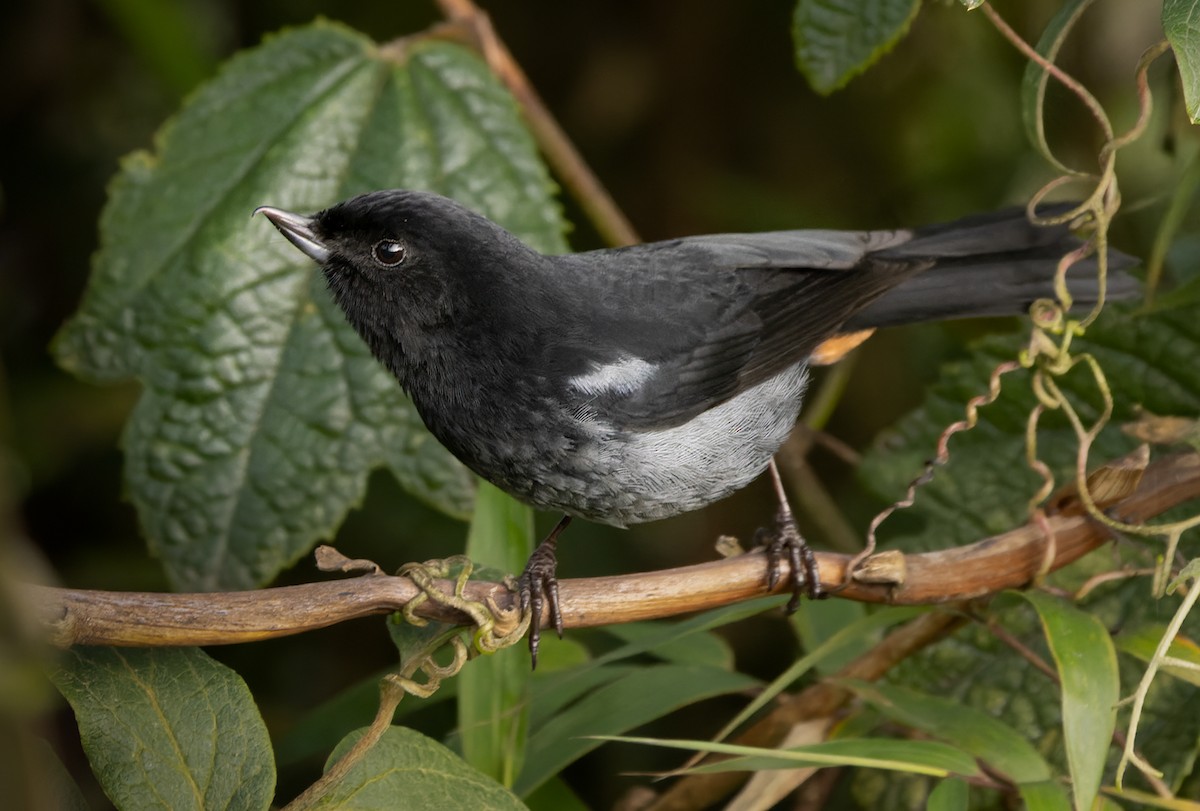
0;1;1174;807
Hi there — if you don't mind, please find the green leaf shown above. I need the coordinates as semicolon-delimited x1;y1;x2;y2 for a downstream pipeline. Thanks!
516;664;760;797
926;776;969;811
1116;624;1200;688
1104;786;1200;810
316;726;527;810
524;778;592;811
49;647;274;811
598;622;735;669
586;596;787;667
710;606;926;747
458;480;534;787
96;0;217;96
1165;0;1200;123
599;735;981;778
792;0;922;95
53;22;568;590
791;596;869;675
844;679;1052;782
523;598;782;742
1020;591;1118;811
1019;779;1074;811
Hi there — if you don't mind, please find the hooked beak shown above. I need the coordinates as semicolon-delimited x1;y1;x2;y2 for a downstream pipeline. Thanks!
255;206;331;264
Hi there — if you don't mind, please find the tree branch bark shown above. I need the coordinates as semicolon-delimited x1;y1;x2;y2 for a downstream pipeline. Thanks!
20;452;1200;649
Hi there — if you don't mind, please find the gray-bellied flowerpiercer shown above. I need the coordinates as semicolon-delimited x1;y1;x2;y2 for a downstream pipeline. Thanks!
258;190;1137;663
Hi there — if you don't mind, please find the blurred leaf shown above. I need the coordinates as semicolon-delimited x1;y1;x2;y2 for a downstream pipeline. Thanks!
522;598;786;751
1019;780;1074;811
53;22;567;590
275;666;453;768
844;679;1052;782
1020;0;1095;173
791;0;921;95
96;0;218;96
926;776;969;811
1105;786;1200;809
317;726;526;810
458;480;534;787
516;664;760;797
791;596;869;676
33;738;90;811
528;663;642;735
602;735;980;778
712;606;927;747
1116;624;1200;688
1165;0;1200;123
1021;591;1118;811
586;597;787;666
598;621;735;669
50;647;274;811
529;634;591;673
524;777;591;811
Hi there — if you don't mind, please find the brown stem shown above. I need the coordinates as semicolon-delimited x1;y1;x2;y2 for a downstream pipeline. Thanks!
433;0;640;247
20;453;1200;649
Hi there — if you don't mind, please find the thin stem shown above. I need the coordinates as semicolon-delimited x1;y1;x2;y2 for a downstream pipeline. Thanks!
980;2;1113;144
434;0;640;247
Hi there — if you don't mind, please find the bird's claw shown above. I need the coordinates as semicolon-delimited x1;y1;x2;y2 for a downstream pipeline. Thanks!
517;537;564;669
756;507;823;612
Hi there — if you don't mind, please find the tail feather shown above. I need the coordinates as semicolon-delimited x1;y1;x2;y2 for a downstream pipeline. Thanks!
847;206;1140;330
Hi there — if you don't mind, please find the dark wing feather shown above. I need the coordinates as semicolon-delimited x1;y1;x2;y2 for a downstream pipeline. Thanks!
539;229;923;430
535;206;1132;432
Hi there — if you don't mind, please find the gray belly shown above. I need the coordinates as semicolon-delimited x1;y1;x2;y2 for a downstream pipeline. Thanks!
511;363;810;525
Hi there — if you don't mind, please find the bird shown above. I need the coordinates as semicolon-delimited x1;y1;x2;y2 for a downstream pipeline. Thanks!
257;190;1137;663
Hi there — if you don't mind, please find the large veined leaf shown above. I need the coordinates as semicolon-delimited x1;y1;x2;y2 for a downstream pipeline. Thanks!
860;302;1200;551
53;22;568;590
50;647;275;811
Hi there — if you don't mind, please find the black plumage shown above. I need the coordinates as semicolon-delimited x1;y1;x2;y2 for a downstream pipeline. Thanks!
258;189;1138;660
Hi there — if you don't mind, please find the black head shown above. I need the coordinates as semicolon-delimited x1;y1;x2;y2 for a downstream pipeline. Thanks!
257;190;541;376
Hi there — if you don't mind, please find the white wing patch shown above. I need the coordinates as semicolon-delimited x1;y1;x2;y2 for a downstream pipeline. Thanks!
570;356;657;397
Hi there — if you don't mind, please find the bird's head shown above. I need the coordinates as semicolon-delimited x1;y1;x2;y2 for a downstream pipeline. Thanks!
257;189;538;347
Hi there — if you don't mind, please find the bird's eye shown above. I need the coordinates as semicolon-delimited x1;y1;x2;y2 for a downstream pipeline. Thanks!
372;239;406;267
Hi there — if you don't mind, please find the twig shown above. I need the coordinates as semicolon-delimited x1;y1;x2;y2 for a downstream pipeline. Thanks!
433;0;640;247
982;614;1060;682
20;453;1200;649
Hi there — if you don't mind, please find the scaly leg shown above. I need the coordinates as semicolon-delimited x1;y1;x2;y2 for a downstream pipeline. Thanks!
517;514;572;668
759;459;822;611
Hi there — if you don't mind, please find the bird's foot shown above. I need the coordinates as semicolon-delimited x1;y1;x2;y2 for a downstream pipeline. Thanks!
516;515;572;668
754;506;823;613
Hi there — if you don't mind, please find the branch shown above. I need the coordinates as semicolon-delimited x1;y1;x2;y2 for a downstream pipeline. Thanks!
432;0;640;247
21;452;1200;649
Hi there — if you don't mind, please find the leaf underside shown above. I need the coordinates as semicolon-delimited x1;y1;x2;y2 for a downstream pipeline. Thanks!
792;0;922;95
